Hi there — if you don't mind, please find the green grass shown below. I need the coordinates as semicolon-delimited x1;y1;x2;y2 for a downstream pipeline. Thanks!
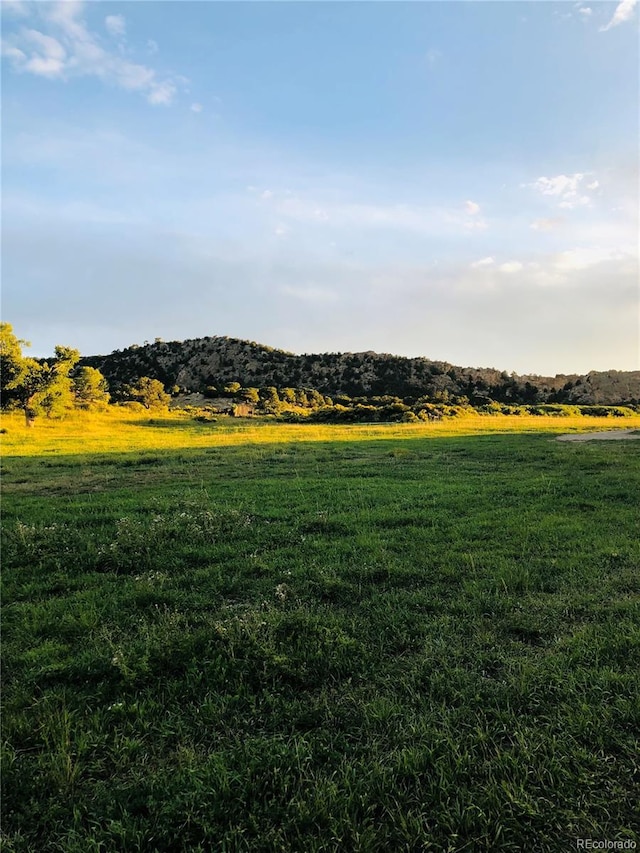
2;416;639;851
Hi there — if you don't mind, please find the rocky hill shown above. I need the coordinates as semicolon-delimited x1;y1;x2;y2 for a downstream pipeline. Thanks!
80;336;640;406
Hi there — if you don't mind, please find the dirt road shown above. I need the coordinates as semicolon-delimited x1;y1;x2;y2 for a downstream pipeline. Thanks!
556;429;640;442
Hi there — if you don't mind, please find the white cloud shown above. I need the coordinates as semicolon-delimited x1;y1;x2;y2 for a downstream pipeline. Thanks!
1;43;26;62
1;0;29;17
531;173;584;197
530;217;564;231
470;257;495;268
259;190;491;236
461;200;487;229
147;39;158;54
279;196;418;230
105;14;126;38
15;28;66;77
499;261;524;273
600;0;638;30
558;195;591;210
464;218;488;231
579;7;593;16
274;224;289;237
553;246;626;270
190;102;203;113
528;172;598;209
1;1;181;105
426;48;441;66
147;81;176;105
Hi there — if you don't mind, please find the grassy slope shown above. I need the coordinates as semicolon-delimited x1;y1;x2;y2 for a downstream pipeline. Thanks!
2;412;639;851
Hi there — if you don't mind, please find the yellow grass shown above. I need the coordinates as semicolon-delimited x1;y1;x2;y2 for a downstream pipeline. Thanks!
2;409;639;458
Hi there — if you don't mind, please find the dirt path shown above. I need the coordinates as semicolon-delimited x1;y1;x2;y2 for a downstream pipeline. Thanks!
556;429;640;442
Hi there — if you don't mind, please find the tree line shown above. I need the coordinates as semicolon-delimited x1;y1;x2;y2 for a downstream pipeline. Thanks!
0;323;170;425
2;323;638;425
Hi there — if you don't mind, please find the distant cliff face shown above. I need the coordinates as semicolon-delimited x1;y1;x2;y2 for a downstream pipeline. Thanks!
80;335;640;406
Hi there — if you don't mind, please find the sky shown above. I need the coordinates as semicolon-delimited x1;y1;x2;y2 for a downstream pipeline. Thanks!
1;0;638;375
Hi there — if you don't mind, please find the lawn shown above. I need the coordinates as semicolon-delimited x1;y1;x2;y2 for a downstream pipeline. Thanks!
2;412;639;851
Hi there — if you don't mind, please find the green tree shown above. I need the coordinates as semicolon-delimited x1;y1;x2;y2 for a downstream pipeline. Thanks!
128;377;170;410
0;325;79;426
73;367;110;410
259;386;282;414
280;387;297;405
294;389;309;407
0;322;26;396
223;382;241;398
306;389;326;409
238;387;260;404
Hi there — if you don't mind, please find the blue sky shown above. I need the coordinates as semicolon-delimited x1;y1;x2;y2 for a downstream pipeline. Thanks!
2;0;638;374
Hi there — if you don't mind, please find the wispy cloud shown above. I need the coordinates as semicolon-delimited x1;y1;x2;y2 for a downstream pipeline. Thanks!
530;217;564;231
426;48;441;66
600;0;638;30
279;284;339;304
0;0;30;17
461;199;488;230
104;14;126;38
553;246;628;270
499;261;523;273
253;189;492;236
1;1;182;105
5;177;636;372
6;28;67;77
470;256;495;268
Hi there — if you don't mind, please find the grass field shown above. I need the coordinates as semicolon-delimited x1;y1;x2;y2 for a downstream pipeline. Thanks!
2;411;639;851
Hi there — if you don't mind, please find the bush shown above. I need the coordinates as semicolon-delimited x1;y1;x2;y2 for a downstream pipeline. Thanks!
116;401;146;413
579;405;635;418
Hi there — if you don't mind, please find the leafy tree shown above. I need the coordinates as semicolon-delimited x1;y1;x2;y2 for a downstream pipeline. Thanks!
223;382;241;397
0;322;26;396
306;389;326;408
280;387;297;405
239;387;259;404
259;386;282;414
294;389;309;407
0;324;79;425
128;377;170;410
73;367;110;410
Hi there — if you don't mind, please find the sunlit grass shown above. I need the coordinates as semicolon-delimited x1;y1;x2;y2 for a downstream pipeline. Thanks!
2;408;639;457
